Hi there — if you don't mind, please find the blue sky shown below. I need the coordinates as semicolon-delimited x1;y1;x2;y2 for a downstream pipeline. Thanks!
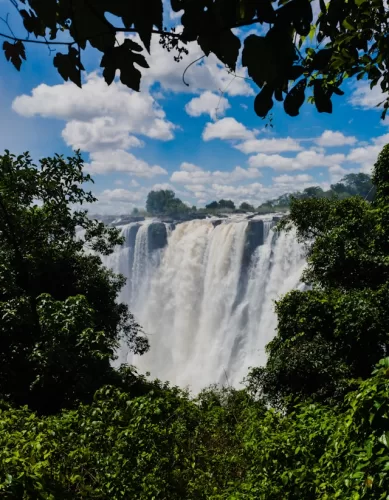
0;2;388;213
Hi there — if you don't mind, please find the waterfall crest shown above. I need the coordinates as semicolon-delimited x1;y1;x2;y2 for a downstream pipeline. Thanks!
103;217;306;392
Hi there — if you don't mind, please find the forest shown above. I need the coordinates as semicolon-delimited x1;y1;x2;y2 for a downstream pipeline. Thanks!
0;145;388;499
1;0;389;497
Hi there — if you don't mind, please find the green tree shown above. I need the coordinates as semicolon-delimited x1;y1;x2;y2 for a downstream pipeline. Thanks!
3;0;388;119
239;202;255;211
205;201;219;210
0;150;148;414
252;144;389;407
218;199;235;210
146;189;188;214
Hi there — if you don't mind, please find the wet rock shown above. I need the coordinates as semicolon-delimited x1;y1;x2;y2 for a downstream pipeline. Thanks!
148;222;168;251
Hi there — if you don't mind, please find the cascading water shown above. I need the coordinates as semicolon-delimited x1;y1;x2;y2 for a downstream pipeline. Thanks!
104;216;306;392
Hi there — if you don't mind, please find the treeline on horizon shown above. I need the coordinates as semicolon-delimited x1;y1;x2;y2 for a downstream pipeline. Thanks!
127;172;374;218
1;147;389;499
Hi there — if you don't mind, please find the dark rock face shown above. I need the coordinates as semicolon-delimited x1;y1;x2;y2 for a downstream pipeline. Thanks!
112;216;145;226
123;223;141;248
272;216;282;222
211;219;223;228
242;220;265;269
148;222;168;252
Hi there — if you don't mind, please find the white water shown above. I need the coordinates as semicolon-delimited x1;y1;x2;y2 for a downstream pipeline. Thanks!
103;217;306;392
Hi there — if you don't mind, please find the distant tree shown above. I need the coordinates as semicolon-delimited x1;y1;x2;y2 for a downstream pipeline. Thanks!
206;201;219;210
146;189;188;214
191;205;197;212
239;202;255;212
330;182;348;195
341;173;374;199
218;199;236;210
0;151;148;414
302;186;325;199
132;207;139;215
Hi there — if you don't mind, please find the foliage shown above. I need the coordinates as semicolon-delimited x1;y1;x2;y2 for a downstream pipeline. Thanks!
254;146;389;407
146;189;188;215
3;360;389;499
257;173;374;213
205;199;236;211
239;202;255;212
0;151;148;414
4;0;387;118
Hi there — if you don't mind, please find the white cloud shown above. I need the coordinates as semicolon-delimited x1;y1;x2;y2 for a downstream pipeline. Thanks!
349;81;385;110
328;165;353;184
171;161;261;185
273;174;313;185
315;130;357;147
12;73;175;152
85;150;167;178
236;137;302;154
133;31;254;97
185;91;230;120
203;117;256;141
248;150;345;171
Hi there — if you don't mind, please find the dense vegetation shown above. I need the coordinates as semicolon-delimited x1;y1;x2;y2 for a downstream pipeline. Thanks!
1;147;389;498
4;0;389;120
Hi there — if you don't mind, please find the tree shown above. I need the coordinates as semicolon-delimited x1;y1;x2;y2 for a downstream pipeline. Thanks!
205;201;219;210
218;199;235;210
342;173;374;199
146;189;188;214
301;186;324;199
239;202;255;212
2;0;388;119
252;144;389;408
0;150;148;414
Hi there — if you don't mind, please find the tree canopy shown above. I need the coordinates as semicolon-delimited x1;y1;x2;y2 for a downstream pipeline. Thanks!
0;150;148;414
2;0;389;119
146;189;188;214
249;145;389;408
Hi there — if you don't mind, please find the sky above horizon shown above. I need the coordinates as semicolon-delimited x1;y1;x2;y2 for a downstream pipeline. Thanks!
0;2;388;214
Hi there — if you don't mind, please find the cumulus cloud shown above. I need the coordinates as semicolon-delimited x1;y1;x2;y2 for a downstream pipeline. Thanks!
315;130;357;147
236;137;302;154
171;161;261;185
349;81;385;110
85;150;167;178
13;73;175;152
272;174;313;185
185;91;230;120
248;150;345;171
345;133;389;173
130;31;254;97
203;117;256;141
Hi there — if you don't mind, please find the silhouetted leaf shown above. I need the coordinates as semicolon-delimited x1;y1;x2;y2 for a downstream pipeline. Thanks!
199;29;240;71
288;65;305;81
53;47;85;88
284;79;306;116
313;80;332;113
3;41;26;71
275;88;284;102
254;85;274;118
121;0;163;52
100;39;149;91
20;9;45;37
311;49;333;70
255;0;276;23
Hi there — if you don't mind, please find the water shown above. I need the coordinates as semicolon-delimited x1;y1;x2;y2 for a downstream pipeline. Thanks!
102;217;306;392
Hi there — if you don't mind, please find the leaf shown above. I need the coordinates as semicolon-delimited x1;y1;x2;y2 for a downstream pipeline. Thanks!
100;39;149;91
254;85;274;118
319;0;327;13
255;0;276;23
121;0;163;53
53;47;85;88
313;80;332;113
3;41;26;71
311;49;333;70
20;9;45;37
198;29;241;71
284;79;306;116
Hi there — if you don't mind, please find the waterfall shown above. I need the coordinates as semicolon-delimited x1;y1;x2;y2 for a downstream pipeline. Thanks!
104;217;306;392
